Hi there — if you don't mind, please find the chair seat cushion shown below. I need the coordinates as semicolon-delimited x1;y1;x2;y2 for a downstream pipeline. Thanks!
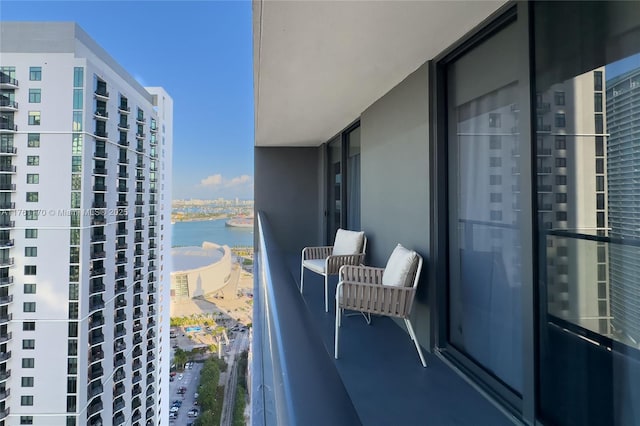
332;229;365;255
382;244;418;287
303;259;326;274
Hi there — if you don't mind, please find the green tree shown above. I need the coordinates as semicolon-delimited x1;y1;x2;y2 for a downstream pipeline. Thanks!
173;348;187;369
194;410;216;426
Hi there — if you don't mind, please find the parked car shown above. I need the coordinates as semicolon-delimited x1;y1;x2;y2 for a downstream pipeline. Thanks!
188;408;199;417
172;400;182;408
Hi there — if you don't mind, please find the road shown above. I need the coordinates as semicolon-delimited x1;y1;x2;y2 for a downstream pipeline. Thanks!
169;361;202;426
220;332;250;426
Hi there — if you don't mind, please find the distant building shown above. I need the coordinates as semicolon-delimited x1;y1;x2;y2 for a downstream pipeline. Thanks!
0;22;173;426
170;242;233;309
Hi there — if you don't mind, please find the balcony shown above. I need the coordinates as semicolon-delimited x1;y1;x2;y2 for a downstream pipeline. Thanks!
0;184;15;191
0;258;13;267
90;267;105;277
0;333;11;344
136;174;145;181
115;271;127;280
89;315;104;330
116;241;128;250
0;295;12;306
0;350;10;361
115;283;127;295
92;183;107;192
136;146;145;154
89;299;105;312
0;98;18;111
0;389;10;401
118;157;129;165
94;89;110;100
118;138;129;147
114;356;126;368
90;281;105;293
0;370;10;382
113;398;125;414
117;185;128;193
91;250;106;260
0;277;10;287
116;256;128;265
118;104;130;114
252;212;512;426
0;239;13;248
93;130;108;140
0;165;15;173
94;110;109;120
88;383;103;398
117;122;129;130
117;199;128;207
136;117;146;124
89;349;104;363
116;228;128;236
0;408;8;420
136;162;146;169
93;201;107;209
89;332;105;345
0;123;17;132
136;211;145;218
93;167;107;176
0;75;18;88
136;133;146;140
93;150;108;160
0;147;16;155
91;233;106;242
89;366;104;381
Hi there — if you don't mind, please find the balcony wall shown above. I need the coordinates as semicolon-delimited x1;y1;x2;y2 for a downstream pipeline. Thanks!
360;62;432;348
255;146;324;253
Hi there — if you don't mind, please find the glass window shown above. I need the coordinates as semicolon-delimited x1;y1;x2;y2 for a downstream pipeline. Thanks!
21;377;34;387
71;156;81;173
26;174;39;184
555;113;566;127
67;358;77;374
24;247;37;256
72;89;82;109
68;283;78;300
23;321;35;331
25;229;37;239
594;70;603;91
26;156;39;166
28;89;41;103
21;395;34;406
28;111;40;126
445;19;523;395
22;339;35;349
72;134;82;155
554;91;565;105
27;133;40;147
22;358;34;368
73;67;84;87
24;265;36;275
26;192;38;202
20;416;33;425
594;92;603;112
29;67;41;81
72;111;82;131
555;135;566;149
25;210;38;220
24;284;36;294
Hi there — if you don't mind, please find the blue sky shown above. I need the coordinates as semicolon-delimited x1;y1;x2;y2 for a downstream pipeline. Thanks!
0;0;254;200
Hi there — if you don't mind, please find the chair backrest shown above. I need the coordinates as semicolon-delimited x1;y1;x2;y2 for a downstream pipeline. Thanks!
333;229;366;255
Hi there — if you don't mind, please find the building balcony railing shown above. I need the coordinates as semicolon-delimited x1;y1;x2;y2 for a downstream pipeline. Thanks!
135;211;145;218
115;256;128;265
0;75;18;87
0;295;12;306
136;133;146;140
117;186;128;193
91;233;106;242
0;202;15;210
136;174;145;181
117;123;129;130
136;117;146;124
136;162;146;169
0;258;13;267
89;349;104;364
90;267;105;277
0;99;18;110
92;184;107;192
0;389;10;401
88;383;103;398
89;367;104;381
0;370;10;382
90;250;106;260
0;277;11;286
94;110;109;120
93;167;107;176
90;282;105;294
114;357;126;368
89;316;104;330
0;147;16;155
0;165;16;173
0;350;10;361
136;146;145;154
113;398;125;414
93;130;108;140
118;139;129;147
133;374;142;384
93;150;108;159
116;228;128;236
116;241;128;250
0;333;11;344
0;408;8;420
0;239;14;248
94;89;110;99
118;104;130;114
117;199;128;207
0;123;17;132
0;184;15;191
115;284;127;295
118;157;129;165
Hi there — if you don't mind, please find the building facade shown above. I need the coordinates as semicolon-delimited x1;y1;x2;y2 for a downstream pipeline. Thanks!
252;2;640;425
0;22;173;426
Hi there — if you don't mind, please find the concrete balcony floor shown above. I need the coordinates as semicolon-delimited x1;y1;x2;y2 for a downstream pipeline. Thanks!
291;256;514;426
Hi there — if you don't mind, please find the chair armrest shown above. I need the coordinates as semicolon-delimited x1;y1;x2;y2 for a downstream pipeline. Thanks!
337;281;416;318
339;265;384;284
325;253;366;274
302;246;333;260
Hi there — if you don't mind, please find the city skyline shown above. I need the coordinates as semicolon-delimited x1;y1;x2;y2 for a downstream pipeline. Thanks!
0;1;254;200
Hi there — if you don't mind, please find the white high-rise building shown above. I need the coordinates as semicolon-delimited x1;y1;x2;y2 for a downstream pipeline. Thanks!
0;22;173;426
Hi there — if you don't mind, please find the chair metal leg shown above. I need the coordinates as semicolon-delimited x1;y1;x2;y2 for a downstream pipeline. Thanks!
335;298;340;359
404;318;427;367
324;274;329;312
300;266;304;294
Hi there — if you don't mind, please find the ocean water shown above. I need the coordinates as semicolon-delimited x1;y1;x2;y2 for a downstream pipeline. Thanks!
171;219;254;248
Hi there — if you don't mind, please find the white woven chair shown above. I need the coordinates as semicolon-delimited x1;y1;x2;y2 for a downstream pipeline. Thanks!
301;229;367;312
334;244;426;367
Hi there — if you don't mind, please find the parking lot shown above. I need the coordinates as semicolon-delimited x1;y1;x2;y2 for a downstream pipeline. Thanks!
169;361;203;425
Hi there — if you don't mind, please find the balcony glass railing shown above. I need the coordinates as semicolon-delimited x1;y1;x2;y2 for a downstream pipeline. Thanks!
252;212;361;425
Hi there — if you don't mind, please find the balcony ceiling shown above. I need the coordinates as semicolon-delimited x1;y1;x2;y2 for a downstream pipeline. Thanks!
253;0;506;147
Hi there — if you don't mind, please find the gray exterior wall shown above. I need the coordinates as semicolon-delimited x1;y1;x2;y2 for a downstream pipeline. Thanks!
360;63;432;348
255;146;323;254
